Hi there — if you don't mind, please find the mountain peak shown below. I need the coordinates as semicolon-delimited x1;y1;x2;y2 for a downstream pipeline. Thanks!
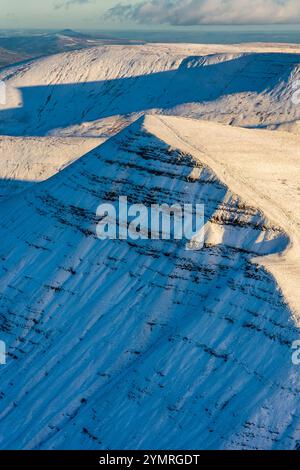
58;29;87;38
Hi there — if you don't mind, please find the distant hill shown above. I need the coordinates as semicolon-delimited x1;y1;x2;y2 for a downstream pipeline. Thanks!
0;46;28;67
0;30;141;67
58;29;88;39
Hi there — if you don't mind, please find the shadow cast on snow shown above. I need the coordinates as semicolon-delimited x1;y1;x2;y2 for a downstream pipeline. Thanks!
0;52;299;136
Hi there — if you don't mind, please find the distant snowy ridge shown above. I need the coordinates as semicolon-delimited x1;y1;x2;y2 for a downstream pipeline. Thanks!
0;44;299;139
0;136;102;198
1;43;299;202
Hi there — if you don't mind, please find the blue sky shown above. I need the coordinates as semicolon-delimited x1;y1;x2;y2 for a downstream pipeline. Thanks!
0;0;300;30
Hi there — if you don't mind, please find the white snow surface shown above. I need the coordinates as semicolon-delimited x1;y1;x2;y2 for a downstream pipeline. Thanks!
0;44;300;450
0;113;299;449
0;136;102;198
0;43;299;140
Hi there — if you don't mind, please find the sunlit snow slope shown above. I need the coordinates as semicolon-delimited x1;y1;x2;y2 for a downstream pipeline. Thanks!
0;44;299;139
0;136;102;198
0;116;299;450
0;44;299;201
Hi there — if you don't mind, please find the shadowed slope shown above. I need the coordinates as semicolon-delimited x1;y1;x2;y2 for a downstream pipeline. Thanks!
0;116;299;449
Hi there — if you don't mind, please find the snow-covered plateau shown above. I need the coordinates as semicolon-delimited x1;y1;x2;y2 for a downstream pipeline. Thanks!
0;43;299;449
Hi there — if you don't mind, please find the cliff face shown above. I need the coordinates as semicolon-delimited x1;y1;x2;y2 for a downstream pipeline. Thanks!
0;116;299;449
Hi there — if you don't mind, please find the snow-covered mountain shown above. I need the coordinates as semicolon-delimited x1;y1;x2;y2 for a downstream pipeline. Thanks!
0;44;299;139
0;47;26;68
0;136;102;199
1;43;299;201
0;115;299;450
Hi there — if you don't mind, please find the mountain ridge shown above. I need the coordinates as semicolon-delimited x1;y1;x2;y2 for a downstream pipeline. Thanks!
0;114;299;449
0;44;299;138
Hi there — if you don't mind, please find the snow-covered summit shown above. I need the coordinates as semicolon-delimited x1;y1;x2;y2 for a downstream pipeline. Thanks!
0;115;299;449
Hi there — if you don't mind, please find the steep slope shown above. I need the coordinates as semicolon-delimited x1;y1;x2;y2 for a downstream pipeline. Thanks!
1;43;299;201
0;44;299;139
144;115;300;320
0;116;299;450
0;47;27;68
0;136;102;198
0;30;135;67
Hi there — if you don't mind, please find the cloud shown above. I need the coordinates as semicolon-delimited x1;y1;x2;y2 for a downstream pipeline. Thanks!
105;0;300;25
54;0;92;10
